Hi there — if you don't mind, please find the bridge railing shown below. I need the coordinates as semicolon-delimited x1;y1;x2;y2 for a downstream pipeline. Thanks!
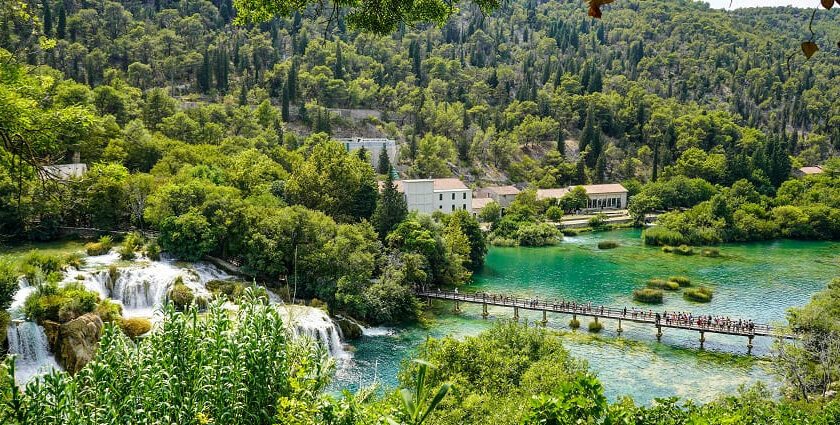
417;290;785;337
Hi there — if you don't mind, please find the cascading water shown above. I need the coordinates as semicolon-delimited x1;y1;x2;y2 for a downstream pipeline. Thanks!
278;305;348;359
6;321;60;384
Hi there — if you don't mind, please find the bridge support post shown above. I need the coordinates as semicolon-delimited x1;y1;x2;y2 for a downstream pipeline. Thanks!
617;318;623;335
453;299;460;313
656;325;663;342
747;335;754;355
427;296;432;307
699;331;705;350
541;310;547;327
482;302;488;319
513;306;519;322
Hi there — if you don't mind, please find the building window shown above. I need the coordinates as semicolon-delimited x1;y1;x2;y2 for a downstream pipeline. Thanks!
463;204;466;209
451;193;455;200
439;194;442;201
439;205;442;209
451;205;455;211
462;193;466;199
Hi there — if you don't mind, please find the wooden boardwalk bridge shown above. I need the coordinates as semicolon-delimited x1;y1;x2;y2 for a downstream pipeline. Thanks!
417;290;798;354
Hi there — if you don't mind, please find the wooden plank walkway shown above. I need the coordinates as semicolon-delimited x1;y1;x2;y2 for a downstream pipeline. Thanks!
416;290;798;352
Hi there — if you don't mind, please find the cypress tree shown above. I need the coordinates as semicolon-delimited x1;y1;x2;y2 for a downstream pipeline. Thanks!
377;145;391;175
575;160;587;185
239;84;248;106
43;0;52;37
371;170;408;239
287;63;297;102
56;4;65;39
334;43;344;80
197;51;211;93
557;129;565;158
651;142;659;182
595;154;606;183
281;83;290;122
580;107;601;167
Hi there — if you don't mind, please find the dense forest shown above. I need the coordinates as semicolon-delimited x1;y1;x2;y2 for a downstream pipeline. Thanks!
2;0;840;424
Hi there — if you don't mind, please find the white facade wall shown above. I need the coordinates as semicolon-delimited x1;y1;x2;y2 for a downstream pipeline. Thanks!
584;192;627;210
342;138;397;170
433;189;472;214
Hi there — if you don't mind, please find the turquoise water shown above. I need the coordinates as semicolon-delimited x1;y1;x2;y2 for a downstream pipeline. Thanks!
334;229;840;404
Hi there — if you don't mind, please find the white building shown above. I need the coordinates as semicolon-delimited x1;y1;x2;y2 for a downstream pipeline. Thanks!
474;185;520;209
41;163;87;180
537;184;628;211
340;138;397;171
389;178;472;214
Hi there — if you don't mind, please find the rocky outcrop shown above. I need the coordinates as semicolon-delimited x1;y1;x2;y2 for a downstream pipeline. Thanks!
334;316;363;340
43;313;104;375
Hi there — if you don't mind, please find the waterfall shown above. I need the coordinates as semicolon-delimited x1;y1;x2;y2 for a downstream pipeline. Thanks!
278;305;348;359
335;314;394;337
6;321;60;384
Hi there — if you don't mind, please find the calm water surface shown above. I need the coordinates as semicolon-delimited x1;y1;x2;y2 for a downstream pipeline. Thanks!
334;229;840;404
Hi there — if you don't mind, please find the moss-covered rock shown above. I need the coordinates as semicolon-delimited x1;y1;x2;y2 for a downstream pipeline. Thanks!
168;278;194;310
120;317;152;340
335;316;363;340
54;313;103;375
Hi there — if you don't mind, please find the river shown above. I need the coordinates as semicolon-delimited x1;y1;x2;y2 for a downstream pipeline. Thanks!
332;229;840;404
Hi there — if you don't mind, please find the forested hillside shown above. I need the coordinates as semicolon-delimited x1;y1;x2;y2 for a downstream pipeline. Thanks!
5;0;840;184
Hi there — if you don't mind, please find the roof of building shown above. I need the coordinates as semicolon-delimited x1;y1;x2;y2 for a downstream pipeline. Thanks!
472;197;494;210
482;185;520;196
381;178;469;192
41;163;87;180
536;184;627;200
798;166;823;175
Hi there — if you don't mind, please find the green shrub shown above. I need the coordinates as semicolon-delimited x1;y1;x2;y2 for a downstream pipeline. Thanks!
661;245;674;253
120;317;152;340
489;236;518;247
118;245;136;260
668;276;691;287
516;222;562;246
21;250;64;274
168;278;194;310
684;287;714;303
701;247;720;257
569;318;580;329
206;279;246;302
646;278;680;291
675;245;694;256
633;288;664;304
86;236;114;256
597;240;619;249
0;256;18;311
545;206;564;221
63;252;86;269
588;212;608;228
144;241;162;260
119;232;145;260
642;226;685;246
96;298;123;323
588;320;603;333
0;311;9;346
561;228;579;237
24;282;100;323
108;265;120;284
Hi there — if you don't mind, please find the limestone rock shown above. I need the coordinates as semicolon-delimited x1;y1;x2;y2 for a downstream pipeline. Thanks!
54;313;104;375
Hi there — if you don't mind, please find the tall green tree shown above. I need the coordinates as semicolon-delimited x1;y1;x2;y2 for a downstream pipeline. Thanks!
372;170;407;238
377;146;391;175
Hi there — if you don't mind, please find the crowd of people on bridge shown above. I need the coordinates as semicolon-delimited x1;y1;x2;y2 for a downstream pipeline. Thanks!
431;289;758;335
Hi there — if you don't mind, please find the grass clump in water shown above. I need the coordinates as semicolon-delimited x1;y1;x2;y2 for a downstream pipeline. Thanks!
569;318;580;329
668;276;691;287
675;245;694;255
597;240;619;249
701;247;720;257
646;278;680;291
168;277;194;311
684;287;714;303
85;235;113;256
120;317;152;340
633;288;664;304
642;226;685;246
588;320;603;333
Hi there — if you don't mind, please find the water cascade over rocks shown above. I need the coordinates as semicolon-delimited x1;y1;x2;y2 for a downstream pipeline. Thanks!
278;305;348;359
6;321;61;384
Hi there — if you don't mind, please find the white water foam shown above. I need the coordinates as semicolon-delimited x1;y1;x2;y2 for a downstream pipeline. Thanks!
6;321;61;384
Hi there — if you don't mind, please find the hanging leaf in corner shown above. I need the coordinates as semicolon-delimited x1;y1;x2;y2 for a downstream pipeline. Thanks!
802;41;819;59
822;0;833;9
588;0;615;19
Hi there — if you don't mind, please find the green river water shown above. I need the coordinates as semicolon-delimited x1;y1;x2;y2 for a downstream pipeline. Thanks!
333;229;840;404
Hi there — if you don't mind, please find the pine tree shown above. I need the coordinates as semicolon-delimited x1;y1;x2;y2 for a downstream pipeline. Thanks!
587;67;603;93
575;160;587;185
377;145;391;175
651;142;660;182
580;107;601;167
287;63;297;102
371;171;408;239
56;4;66;39
42;0;52;37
